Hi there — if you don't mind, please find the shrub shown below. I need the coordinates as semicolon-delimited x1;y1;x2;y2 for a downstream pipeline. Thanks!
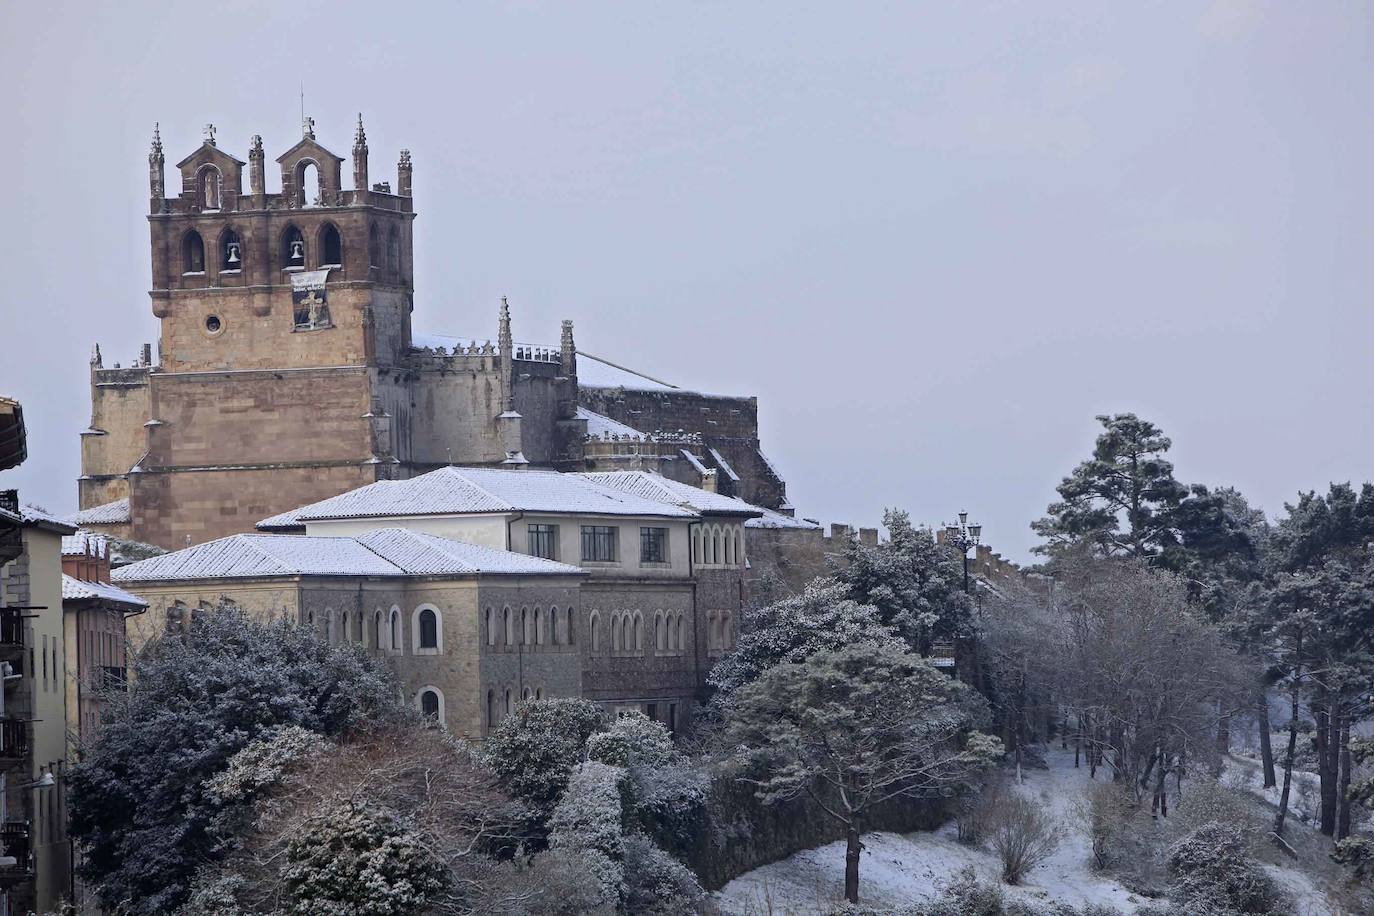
483;698;606;813
621;832;707;915
1073;781;1132;871
1166;822;1288;915
987;793;1060;884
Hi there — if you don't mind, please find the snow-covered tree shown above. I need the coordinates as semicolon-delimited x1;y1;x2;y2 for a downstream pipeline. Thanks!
67;606;402;915
587;713;707;851
723;642;1002;903
483;697;606;832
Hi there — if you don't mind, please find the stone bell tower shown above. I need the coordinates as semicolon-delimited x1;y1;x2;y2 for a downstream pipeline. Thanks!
79;117;418;549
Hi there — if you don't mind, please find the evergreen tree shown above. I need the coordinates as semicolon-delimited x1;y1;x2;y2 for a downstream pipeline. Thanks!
1032;413;1188;561
67;607;402;915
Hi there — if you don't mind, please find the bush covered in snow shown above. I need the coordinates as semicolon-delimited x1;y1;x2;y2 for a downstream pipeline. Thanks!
622;831;708;915
588;713;708;852
1164;822;1288;915
484;697;606;816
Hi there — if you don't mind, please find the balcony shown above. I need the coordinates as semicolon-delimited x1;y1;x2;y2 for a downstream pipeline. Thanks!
0;720;28;762
0;821;32;876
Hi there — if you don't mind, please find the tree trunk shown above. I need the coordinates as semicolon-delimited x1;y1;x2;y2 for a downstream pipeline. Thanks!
1215;701;1230;776
1337;711;1353;841
1257;690;1277;789
844;824;862;903
1316;688;1337;836
1275;660;1302;837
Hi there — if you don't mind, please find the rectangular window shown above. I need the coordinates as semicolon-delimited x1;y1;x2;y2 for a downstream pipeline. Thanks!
640;527;668;564
527;524;559;560
581;525;618;562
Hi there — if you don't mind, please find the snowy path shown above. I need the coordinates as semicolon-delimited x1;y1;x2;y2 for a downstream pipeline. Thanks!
716;749;1146;914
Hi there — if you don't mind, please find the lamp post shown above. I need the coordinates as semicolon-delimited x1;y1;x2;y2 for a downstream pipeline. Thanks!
944;511;982;594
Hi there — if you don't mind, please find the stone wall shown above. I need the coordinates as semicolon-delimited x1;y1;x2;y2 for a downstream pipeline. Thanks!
79;364;152;511
581;580;699;713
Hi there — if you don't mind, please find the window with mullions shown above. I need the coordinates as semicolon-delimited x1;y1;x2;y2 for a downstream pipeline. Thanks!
640;527;668;564
528;523;559;560
581;525;618;562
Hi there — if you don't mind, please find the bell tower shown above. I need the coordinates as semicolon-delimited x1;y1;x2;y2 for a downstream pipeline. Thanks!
101;117;418;548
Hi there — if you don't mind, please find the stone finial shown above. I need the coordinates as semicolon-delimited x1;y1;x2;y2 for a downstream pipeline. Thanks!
354;113;367;148
302;115;315;140
248;135;265;200
560;319;577;377
148;124;165;202
352;114;369;192
397;149;413;197
91;343;102;368
150;123;163;160
203;123;216;145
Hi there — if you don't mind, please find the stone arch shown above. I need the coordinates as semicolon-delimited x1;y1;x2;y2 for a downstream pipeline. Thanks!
295;158;322;208
503;606;513;645
182;229;205;274
281;224;306;269
373;610;383;649
676;612;686;652
196;163;222;210
633;612;644;653
217;226;242;272
388;605;402;654
416;686;444;724
566;607;576;645
319;222;343;267
534;606;544;646
589;610;601;653
356;610;365;646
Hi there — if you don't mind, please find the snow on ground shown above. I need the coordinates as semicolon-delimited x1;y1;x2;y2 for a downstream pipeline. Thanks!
717;749;1146;915
716;749;1344;916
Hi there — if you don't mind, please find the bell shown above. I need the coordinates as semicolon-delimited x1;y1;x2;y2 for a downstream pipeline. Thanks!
226;242;240;264
290;240;304;262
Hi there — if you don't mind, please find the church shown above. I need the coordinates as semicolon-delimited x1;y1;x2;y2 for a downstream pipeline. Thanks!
74;118;792;551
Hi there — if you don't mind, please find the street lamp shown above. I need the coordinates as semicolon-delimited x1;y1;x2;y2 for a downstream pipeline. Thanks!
944;511;982;594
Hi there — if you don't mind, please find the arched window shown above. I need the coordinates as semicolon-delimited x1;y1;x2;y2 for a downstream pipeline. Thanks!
306;609;315;630
523;607;534;645
419;688;441;720
707;611;718;652
487;689;496;728
655;613;665;652
522;687;533;702
183;230;205;274
676;613;686;652
504;689;513;716
725;529;735;565
534;607;544;646
503;607;513;645
220;229;241;271
357;611;365;646
374;610;383;649
486;607;497;646
321;223;342;266
567;608;575;644
535;687;544;701
633;613;643;652
414;605;440;652
692;527;702;564
297;159;321;208
610;613;621;651
198;165;221;210
283;225;306;269
722;611;733;650
368;223;381;267
387;226;400;276
389;607;401;654
589;611;600;653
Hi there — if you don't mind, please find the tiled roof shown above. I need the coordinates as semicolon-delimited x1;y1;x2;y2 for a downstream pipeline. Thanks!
256;506;307;531
576;407;648;440
21;505;78;534
114;528;584;583
745;506;823;530
577;471;762;518
66;498;131;526
62;531;107;557
355;528;583;576
276;466;696;525
62;574;148;608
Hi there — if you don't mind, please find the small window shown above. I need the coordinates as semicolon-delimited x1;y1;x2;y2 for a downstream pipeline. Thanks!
321;223;343;266
550;607;560;645
486;607;496;646
640;527;668;564
204;314;223;335
221;229;241;271
567;608;575;644
487;689;496;728
183;230;205;274
420;689;440;718
373;610;383;648
418;608;438;649
589;612;600;653
504;689;513;716
528;523;558;560
581;525;618;562
390;608;401;653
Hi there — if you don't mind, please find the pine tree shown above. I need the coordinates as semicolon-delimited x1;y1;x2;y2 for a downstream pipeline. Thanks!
1032;413;1188;561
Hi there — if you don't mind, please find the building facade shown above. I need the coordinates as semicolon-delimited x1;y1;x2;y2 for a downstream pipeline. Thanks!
76;120;791;552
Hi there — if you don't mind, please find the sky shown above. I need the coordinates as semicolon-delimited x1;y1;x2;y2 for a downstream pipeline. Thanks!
1;1;1371;562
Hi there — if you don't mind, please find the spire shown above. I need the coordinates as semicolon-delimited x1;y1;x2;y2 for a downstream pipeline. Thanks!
560;319;577;377
91;343;102;368
498;297;515;412
148;123;165;205
352;113;369;192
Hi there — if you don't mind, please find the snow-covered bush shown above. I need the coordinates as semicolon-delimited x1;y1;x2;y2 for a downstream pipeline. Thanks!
987;793;1060;884
588;712;708;850
1166;822;1288;915
281;799;448;915
1332;836;1374;880
177;872;246;916
483;697;606;815
207;725;331;806
537;761;629;912
621;831;706;915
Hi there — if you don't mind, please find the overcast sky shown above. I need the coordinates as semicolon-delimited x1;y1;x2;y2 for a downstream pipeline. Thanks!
1;1;1371;561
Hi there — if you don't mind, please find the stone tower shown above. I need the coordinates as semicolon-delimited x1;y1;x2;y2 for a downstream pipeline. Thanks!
79;118;419;548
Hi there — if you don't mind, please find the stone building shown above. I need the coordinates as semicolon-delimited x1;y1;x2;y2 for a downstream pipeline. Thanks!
76;119;790;551
114;467;759;734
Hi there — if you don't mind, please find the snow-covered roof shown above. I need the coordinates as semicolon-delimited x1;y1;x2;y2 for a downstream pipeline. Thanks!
745;506;823;530
576;407;649;440
62;574;148;609
62;531;107;557
577;472;762;518
708;448;741;483
66;498;131;526
410;331;679;392
256;506;307;532
114;528;583;584
20;504;77;535
355;528;583;576
269;466;696;526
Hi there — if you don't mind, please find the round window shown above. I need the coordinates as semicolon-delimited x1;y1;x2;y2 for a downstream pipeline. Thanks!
204;315;223;335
